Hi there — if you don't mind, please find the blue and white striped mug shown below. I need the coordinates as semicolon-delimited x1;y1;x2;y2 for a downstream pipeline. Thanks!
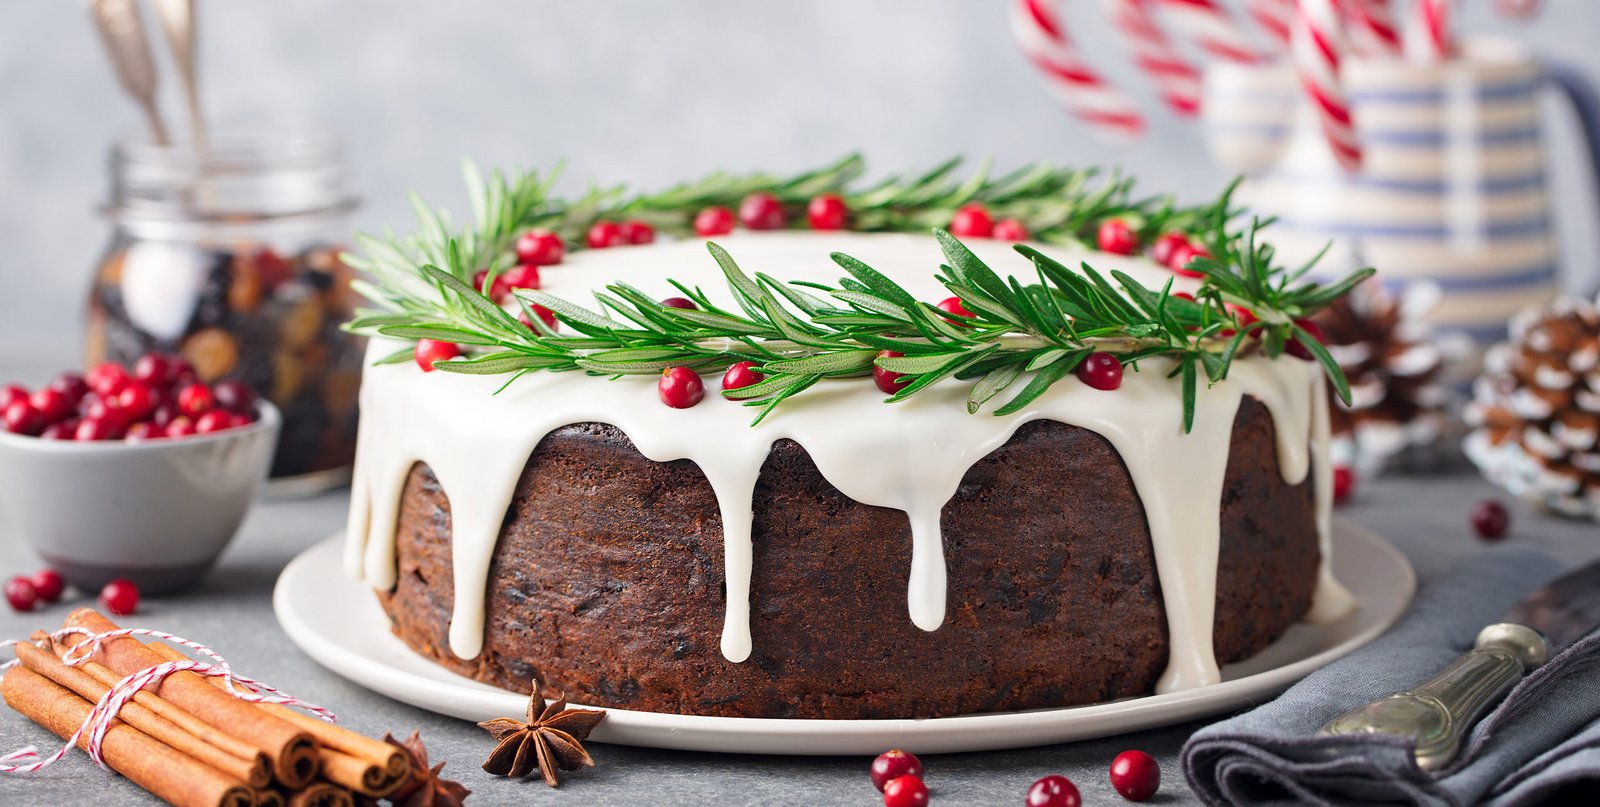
1204;39;1600;346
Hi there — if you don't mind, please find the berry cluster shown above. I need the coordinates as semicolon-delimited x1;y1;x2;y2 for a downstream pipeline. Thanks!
1;353;260;442
867;747;1159;805
4;569;138;616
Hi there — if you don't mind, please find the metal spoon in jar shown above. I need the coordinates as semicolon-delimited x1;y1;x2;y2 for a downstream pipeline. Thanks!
88;0;170;147
152;0;205;151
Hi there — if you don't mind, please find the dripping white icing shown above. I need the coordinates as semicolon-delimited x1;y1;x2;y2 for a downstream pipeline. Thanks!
346;232;1356;689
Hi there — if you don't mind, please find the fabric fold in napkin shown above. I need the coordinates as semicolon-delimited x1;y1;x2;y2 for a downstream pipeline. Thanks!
1183;546;1600;807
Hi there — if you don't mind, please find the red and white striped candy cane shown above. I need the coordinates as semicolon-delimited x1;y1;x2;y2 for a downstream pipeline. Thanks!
1103;0;1203;116
1347;0;1403;57
1410;0;1453;63
1157;0;1266;64
1293;0;1362;169
1011;0;1146;136
1245;0;1296;49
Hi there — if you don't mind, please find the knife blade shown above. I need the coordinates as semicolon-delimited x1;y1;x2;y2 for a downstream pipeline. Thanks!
1318;558;1600;771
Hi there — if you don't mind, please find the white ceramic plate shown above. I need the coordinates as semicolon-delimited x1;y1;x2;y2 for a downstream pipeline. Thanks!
274;520;1414;755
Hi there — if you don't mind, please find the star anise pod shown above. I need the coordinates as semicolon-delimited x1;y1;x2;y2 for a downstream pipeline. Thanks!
383;730;471;807
478;679;606;787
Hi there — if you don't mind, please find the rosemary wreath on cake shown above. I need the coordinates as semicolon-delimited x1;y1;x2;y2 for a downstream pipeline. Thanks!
343;156;1372;431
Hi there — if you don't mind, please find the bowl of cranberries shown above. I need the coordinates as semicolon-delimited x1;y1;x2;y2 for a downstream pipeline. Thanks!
0;352;279;595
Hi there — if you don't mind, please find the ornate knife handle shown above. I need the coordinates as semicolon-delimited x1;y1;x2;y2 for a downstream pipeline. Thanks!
1317;623;1550;771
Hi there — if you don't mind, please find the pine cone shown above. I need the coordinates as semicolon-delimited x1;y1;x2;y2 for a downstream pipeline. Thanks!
1313;281;1448;471
1464;296;1600;519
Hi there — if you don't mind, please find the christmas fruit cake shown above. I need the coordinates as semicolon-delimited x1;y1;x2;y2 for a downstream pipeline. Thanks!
342;158;1362;719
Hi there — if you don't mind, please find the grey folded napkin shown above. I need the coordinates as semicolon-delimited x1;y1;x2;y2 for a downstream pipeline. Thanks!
1183;546;1600;807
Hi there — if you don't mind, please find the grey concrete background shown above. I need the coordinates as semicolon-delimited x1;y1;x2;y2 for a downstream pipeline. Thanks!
2;1;1600;368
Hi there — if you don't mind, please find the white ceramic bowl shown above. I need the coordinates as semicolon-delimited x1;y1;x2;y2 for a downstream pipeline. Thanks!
0;402;280;594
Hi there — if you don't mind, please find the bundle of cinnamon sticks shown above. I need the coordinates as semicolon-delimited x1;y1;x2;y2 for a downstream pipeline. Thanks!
2;608;412;807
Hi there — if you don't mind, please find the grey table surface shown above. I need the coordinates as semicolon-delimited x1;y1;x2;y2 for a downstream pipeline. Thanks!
1;471;1597;807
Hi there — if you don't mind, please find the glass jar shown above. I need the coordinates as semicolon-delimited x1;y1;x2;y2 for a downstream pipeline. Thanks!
86;127;365;488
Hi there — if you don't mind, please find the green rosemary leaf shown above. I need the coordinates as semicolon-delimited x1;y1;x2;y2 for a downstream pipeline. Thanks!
514;290;627;332
1026;348;1071;371
371;346;416;366
885;344;1001;403
967;362;1024;413
1180;355;1198;433
830;252;919;309
1293;323;1353;405
993;356;1077;416
934;229;1019;311
377;324;503;346
759;349;879;376
830;290;915;321
435;353;571;375
744;374;824;425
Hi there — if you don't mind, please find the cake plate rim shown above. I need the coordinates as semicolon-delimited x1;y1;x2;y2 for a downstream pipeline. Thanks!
273;518;1415;755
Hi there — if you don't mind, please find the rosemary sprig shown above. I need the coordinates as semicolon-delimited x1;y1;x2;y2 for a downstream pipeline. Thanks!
344;159;1373;431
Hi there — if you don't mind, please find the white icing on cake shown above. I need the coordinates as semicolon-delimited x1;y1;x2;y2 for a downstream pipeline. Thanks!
345;231;1356;694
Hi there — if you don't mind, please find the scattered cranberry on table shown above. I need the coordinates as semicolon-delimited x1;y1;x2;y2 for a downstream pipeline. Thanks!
948;203;994;239
1098;219;1139;255
1026;774;1081;807
721;361;764;392
514;229;566;266
992;217;1030;242
739;192;787;230
694;206;736;236
1;353;261;442
1472;500;1511;541
99;579;140;616
874;350;911;394
881;774;929;807
618;219;656;245
413;339;463;373
661;297;698;310
1109;750;1160;801
870;749;924;792
807;194;849;230
658;367;705;409
586;220;629;249
1333;466;1356;505
31;569;65;604
1075;352;1124;391
4;576;39;612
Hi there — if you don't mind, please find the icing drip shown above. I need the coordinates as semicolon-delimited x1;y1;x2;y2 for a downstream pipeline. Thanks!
346;232;1355;689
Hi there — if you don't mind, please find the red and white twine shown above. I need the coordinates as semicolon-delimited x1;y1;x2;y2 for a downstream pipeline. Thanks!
1011;0;1147;137
0;628;335;775
1103;0;1204;116
1292;0;1363;170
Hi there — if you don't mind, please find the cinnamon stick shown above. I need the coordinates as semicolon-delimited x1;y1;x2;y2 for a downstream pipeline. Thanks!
70;653;266;765
148;643;409;798
13;641;271;789
285;782;354;807
1;665;255;807
63;608;321;788
254;791;285;807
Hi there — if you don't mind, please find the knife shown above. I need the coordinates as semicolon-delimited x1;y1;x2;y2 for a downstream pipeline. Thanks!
1318;560;1600;771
